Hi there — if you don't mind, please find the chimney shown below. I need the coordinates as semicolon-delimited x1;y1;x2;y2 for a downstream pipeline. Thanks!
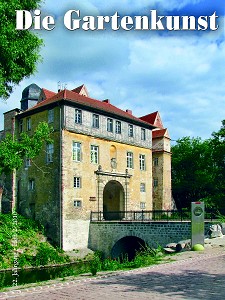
102;99;110;104
126;109;132;115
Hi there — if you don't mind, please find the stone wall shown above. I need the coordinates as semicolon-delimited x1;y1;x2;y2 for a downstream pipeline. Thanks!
89;221;212;257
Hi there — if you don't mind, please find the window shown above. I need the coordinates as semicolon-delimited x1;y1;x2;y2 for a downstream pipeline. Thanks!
28;179;35;191
128;124;133;137
25;158;31;167
140;202;146;209
48;109;54;123
75;109;82;124
92;114;99;128
19;120;23;133
140;183;146;192
74;177;81;188
91;145;99;164
73;142;81;162
141;128;146;141
107;118;113;132
127;152;133;168
115;121;121;134
153;157;159;166
27;118;31;131
74;200;82;207
153;178;158;188
46;143;54;163
139;154;146;171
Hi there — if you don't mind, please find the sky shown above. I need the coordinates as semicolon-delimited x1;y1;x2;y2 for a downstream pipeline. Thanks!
1;0;225;142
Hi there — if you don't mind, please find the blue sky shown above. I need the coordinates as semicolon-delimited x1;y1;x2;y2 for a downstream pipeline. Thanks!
1;0;225;141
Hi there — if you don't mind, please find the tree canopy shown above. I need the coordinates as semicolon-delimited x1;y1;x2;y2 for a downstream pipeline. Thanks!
172;120;225;209
0;0;43;99
0;122;52;174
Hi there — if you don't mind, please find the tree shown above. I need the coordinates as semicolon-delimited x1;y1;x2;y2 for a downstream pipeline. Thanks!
172;120;225;210
0;122;52;174
172;137;215;209
0;0;43;99
208;120;225;209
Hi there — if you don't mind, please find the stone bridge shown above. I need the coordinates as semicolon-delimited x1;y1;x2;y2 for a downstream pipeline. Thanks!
88;221;211;258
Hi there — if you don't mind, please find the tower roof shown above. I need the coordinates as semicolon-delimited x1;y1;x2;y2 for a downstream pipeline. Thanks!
21;83;41;102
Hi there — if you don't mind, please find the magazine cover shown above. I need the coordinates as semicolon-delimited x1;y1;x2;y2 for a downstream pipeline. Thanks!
0;1;225;298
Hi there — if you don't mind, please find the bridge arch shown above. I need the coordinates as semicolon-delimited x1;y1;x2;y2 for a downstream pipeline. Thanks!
111;236;146;261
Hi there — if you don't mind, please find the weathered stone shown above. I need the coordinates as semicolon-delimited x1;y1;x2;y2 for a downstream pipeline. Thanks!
165;243;177;250
163;247;176;253
209;224;223;238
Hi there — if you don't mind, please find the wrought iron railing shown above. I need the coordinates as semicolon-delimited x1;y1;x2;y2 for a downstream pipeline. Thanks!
90;209;225;222
90;210;190;222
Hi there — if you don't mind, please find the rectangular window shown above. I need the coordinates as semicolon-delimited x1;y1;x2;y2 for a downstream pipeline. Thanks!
25;158;31;167
92;114;99;128
107;118;113;132
91;145;99;164
19;120;23;133
28;179;35;191
74;177;81;188
140;202;146;209
141;128;146;141
75;109;82;124
48;109;54;123
46;143;54;163
140;183;146;192
153;157;159;166
27;118;31;131
153;178;158;188
128;124;133;137
127;152;133;168
115;121;121;134
74;200;82;207
139;154;146;171
73;142;81;162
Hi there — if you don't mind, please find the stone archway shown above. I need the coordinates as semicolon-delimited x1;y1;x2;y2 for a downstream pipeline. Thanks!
111;236;146;261
103;180;125;220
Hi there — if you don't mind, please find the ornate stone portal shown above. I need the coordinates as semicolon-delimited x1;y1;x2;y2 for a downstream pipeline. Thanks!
95;166;132;219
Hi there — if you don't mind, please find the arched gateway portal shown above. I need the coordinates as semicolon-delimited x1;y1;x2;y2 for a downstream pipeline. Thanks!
103;180;125;220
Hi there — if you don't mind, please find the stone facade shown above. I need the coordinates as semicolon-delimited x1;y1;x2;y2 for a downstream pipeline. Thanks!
0;83;172;251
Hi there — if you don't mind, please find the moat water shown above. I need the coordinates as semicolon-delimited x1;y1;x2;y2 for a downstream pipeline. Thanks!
0;261;88;289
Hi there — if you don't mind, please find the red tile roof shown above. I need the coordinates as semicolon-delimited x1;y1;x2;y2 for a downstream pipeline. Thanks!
42;88;56;99
152;129;170;139
72;84;89;97
140;111;163;129
24;88;156;128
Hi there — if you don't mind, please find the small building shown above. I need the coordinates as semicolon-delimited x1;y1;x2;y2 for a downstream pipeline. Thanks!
0;83;172;251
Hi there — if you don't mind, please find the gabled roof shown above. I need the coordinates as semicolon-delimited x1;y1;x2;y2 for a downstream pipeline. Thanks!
72;84;89;97
22;88;156;129
140;111;163;129
152;128;170;139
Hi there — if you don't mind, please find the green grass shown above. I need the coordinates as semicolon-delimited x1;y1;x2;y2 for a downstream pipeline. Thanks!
88;246;164;276
0;213;70;269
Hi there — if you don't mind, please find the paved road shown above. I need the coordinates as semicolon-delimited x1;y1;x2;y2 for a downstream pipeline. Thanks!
1;251;225;300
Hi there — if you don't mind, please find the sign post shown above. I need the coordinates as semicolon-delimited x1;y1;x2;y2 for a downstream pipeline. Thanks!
191;202;205;247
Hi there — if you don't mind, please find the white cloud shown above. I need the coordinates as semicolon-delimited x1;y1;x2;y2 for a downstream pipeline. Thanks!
1;0;225;142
